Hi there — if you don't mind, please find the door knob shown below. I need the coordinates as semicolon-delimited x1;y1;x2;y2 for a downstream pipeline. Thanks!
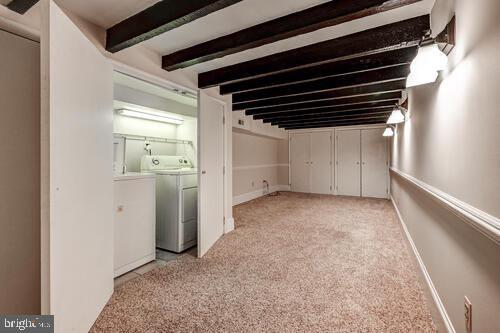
202;171;206;174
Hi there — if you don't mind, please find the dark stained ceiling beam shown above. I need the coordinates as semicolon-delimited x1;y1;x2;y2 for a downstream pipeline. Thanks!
233;80;406;110
283;118;387;130
257;104;395;122
198;15;429;88
221;47;417;95
275;114;391;127
245;94;400;116
6;0;39;14
106;0;243;53
163;0;421;71
233;65;410;103
271;110;393;125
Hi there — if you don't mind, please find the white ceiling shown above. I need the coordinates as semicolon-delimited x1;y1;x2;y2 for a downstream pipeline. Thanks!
3;0;435;74
59;0;160;29
142;0;435;73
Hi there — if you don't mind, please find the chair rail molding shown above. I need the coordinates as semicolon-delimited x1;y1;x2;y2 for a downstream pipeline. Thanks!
390;168;500;245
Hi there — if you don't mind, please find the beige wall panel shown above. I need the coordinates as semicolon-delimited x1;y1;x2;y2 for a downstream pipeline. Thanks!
391;0;500;332
0;30;40;314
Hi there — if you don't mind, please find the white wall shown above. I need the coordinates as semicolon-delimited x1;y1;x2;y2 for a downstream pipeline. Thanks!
0;29;40;314
232;129;289;205
391;0;500;332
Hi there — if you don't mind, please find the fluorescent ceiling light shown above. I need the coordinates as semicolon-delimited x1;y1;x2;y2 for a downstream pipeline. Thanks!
383;127;394;137
117;108;184;125
387;108;405;124
407;42;448;88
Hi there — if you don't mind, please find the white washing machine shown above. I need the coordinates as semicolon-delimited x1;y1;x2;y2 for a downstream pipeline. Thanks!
141;155;197;253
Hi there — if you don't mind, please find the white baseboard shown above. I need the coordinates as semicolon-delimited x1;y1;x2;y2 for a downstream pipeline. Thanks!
233;185;290;206
224;217;234;234
391;196;456;333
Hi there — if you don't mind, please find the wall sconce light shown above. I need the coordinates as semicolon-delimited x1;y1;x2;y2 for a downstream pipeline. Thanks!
407;16;455;88
406;40;448;87
383;127;394;137
387;105;407;124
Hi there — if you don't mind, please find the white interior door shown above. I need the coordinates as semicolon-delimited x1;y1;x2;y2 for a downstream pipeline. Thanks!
290;133;311;193
198;91;225;258
41;1;114;332
310;131;332;194
336;130;361;196
361;128;389;198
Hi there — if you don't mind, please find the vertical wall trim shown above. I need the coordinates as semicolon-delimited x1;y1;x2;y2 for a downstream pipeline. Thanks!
391;196;456;333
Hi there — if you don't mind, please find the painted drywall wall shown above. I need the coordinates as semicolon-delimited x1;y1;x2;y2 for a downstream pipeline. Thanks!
232;110;287;140
232;130;289;204
0;29;40;314
113;114;197;172
61;7;234;229
114;83;197;118
391;0;500;332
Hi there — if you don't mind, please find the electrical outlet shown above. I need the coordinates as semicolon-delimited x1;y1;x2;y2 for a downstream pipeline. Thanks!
464;296;472;333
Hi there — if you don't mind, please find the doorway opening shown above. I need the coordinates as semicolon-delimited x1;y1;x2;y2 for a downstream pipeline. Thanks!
112;70;199;282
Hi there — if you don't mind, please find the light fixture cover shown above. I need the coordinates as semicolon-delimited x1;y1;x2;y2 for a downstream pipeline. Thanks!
383;127;394;137
410;43;448;72
406;69;439;88
387;108;405;124
407;42;448;88
118;108;184;125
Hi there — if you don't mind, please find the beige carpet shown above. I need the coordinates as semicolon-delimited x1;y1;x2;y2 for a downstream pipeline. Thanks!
91;193;436;332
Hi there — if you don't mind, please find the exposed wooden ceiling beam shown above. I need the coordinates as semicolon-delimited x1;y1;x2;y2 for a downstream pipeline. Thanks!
233;81;405;110
271;109;393;125
275;114;391;127
106;0;243;53
221;47;417;95
6;0;39;14
245;94;400;116
233;65;409;103
198;15;429;88
266;108;394;125
162;0;421;71
284;118;387;130
256;103;395;121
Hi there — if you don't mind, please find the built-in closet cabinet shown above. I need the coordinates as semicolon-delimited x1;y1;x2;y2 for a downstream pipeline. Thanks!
336;129;361;196
290;131;332;194
289;127;389;199
335;128;389;198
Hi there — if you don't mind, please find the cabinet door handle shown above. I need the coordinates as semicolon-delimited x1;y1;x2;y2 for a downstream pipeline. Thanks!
202;170;206;174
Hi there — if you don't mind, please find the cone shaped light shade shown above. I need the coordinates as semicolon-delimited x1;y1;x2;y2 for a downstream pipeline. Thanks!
406;69;438;88
410;43;448;72
407;43;448;88
383;127;394;137
387;109;405;124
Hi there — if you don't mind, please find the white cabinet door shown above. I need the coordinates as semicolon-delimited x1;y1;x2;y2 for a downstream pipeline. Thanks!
290;133;311;193
198;92;225;258
336;130;361;196
40;1;114;332
361;128;388;198
114;178;155;277
310;131;332;194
